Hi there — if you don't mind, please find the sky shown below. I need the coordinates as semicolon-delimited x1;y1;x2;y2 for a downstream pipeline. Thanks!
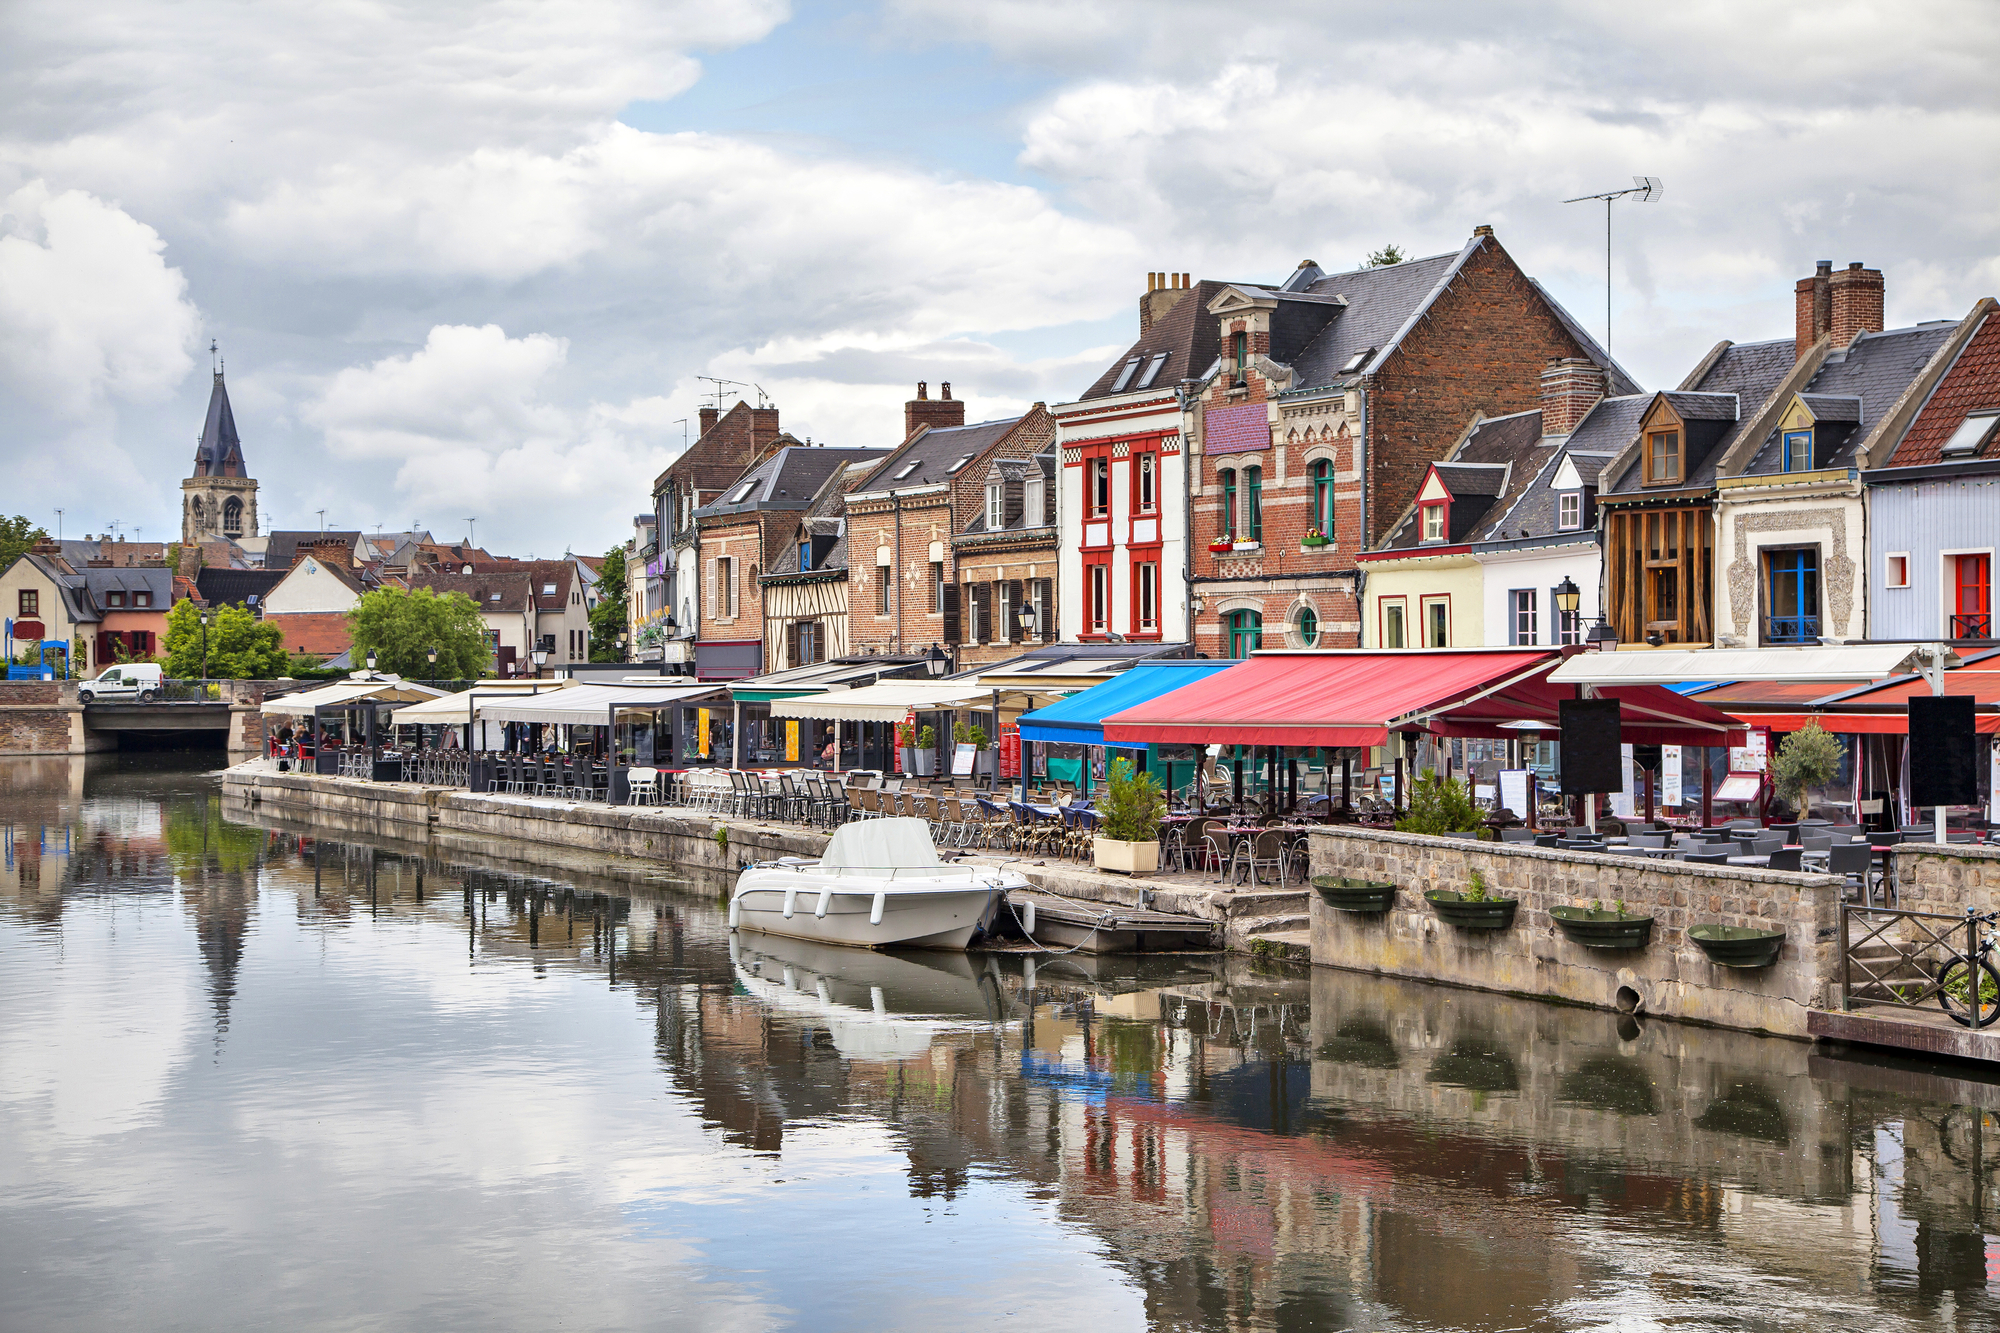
3;0;1997;557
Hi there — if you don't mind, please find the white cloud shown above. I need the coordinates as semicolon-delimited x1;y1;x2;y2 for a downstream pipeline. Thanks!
0;181;199;415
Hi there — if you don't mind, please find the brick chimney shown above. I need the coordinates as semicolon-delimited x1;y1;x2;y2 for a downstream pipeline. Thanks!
1139;271;1192;335
697;406;719;437
1540;358;1605;437
309;538;353;569
1829;261;1884;348
1795;260;1833;360
905;381;966;439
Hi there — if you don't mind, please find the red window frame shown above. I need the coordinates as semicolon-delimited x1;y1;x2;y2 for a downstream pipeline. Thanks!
1955;553;1991;637
1083;556;1111;636
1132;448;1158;516
1130;555;1161;637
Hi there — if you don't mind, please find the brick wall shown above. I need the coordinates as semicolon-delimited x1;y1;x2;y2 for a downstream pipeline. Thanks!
844;496;955;654
697;512;788;646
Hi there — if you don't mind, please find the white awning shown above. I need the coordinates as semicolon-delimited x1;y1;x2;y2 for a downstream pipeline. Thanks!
475;682;722;727
767;681;995;722
261;677;448;716
1547;643;1948;687
389;680;569;726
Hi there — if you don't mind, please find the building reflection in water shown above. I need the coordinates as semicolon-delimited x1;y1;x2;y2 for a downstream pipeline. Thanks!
5;754;2000;1331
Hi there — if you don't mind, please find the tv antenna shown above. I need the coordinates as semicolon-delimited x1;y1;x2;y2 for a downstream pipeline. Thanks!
752;383;774;410
465;517;477;548
674;418;688;453
316;508;327;534
54;508;62;542
696;376;746;411
1563;176;1661;354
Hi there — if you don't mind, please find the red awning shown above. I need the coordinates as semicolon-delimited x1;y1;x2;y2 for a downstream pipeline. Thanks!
1100;649;1745;748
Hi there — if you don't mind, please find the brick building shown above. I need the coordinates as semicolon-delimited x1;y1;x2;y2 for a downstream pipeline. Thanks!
760;455;885;669
950;445;1059;667
843;383;1055;666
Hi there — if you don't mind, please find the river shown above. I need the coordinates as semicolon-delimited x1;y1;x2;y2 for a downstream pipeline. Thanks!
4;754;1998;1331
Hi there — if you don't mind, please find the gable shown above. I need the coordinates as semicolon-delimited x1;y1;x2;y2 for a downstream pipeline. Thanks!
1415;469;1453;506
1551;455;1588;491
1778;397;1815;433
1640;396;1685;434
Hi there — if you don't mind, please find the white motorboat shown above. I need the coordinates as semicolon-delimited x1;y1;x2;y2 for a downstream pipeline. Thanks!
728;818;1022;950
729;934;1008;1059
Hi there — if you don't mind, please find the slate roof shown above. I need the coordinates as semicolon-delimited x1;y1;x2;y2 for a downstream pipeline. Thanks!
1889;309;2000;466
266;531;363;570
693;445;888;520
191;371;247;478
1737;324;1955;476
1077;280;1235;401
1603;339;1798;495
1661;392;1740;421
852;416;1022;492
80;567;176;605
408;571;535;613
1288;252;1465;388
195;568;285;609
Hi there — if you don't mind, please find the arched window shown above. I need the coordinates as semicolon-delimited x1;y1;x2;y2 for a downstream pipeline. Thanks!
1310;459;1334;537
1244;466;1263;543
1226;609;1262;658
189;496;204;528
1295;605;1318;647
222;495;244;536
1218;468;1237;539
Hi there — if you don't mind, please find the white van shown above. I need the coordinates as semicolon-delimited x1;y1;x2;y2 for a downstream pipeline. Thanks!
80;663;164;704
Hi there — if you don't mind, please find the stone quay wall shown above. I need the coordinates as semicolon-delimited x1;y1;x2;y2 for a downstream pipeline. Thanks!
1308;826;1843;1038
0;681;93;755
1886;842;2000;919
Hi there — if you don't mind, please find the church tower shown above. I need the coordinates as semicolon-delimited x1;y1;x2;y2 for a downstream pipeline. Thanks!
182;348;258;547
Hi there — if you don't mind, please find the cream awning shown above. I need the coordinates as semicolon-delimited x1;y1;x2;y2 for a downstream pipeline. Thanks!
261;677;448;716
389;679;569;726
1546;644;1949;687
767;681;996;722
474;682;723;727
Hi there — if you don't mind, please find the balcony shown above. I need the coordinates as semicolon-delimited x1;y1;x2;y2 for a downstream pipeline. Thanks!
1764;615;1821;645
1950;613;1994;641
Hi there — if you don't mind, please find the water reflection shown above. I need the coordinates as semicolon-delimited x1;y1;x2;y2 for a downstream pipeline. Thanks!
4;755;2000;1331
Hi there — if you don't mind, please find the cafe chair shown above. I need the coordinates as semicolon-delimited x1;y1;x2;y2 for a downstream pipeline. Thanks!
625;767;659;806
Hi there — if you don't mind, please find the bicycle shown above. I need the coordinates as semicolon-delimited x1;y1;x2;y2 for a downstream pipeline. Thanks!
1937;908;2000;1028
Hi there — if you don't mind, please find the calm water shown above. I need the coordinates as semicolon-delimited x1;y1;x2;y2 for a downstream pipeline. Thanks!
6;756;2000;1332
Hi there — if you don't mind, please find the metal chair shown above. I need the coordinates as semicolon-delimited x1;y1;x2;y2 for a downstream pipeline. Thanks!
626;767;659;806
1764;846;1803;873
1828;841;1875;902
1230;829;1289;886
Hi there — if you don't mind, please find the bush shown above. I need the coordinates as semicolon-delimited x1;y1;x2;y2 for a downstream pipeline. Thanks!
953;720;989;750
1395;771;1484;837
918;724;936;749
1098;756;1165;843
1772;722;1842;806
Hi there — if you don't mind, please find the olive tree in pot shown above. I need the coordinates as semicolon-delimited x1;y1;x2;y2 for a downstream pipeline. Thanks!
1395;771;1486;838
1771;721;1842;818
1094;755;1165;874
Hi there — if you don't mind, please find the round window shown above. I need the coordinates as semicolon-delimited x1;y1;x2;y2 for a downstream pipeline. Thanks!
1296;606;1319;647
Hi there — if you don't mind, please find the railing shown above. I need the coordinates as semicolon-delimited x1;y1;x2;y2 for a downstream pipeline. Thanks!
1951;613;1994;640
1838;904;1979;1014
1764;614;1821;645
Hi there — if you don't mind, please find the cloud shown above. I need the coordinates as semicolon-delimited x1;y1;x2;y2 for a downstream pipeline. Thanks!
0;181;199;415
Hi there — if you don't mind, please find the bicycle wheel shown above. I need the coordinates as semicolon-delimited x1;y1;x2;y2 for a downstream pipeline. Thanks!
1936;956;2000;1028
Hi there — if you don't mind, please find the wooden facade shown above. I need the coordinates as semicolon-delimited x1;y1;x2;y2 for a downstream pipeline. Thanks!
1605;503;1713;645
762;572;849;669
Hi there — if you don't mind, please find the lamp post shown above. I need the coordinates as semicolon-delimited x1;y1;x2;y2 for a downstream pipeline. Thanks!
1017;604;1037;638
365;647;378;674
199;608;210;683
617;631;628;663
1554;575;1619;651
532;645;549;679
427;644;438;689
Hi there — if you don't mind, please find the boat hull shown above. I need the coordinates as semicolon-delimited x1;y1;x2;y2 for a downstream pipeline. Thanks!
731;869;1009;950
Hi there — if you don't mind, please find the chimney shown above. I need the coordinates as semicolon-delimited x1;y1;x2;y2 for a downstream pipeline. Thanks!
1472;224;1494;238
697;406;719;437
905;381;967;439
1540;358;1605;437
1795;259;1833;361
309;538;352;569
1828;261;1885;348
1139;270;1192;335
749;405;782;459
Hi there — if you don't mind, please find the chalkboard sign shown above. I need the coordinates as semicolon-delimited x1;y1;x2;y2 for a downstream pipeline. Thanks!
951;743;976;776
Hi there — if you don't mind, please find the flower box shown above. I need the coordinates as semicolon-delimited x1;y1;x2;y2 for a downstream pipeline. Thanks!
1093;837;1159;874
1689;923;1784;968
1300;536;1331;549
1207;539;1234;553
1549;905;1654;950
1424;889;1518;930
1232;541;1261;552
1312;875;1395;913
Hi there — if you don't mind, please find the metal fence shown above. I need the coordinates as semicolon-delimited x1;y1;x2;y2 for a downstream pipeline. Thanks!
1839;904;1982;1014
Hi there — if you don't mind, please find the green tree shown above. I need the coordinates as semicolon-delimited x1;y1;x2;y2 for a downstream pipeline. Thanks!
162;600;289;679
588;546;629;661
347;586;492;678
1365;243;1407;267
1395;771;1485;837
1772;721;1843;806
0;514;48;571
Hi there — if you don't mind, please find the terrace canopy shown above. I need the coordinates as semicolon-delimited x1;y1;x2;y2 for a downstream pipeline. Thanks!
1018;660;1239;748
766;681;997;723
1704;648;2000;734
1547;643;1942;687
1101;649;1744;749
388;679;568;726
261;677;447;716
473;682;719;727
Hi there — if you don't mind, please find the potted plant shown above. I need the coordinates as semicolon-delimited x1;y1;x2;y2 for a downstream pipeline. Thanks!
912;723;938;776
1395;771;1485;838
896;720;918;774
954;720;994;776
1550;898;1654;949
1425;868;1518;929
1312;875;1396;912
1093;755;1164;873
1300;528;1331;549
1208;534;1235;553
1689;923;1785;968
1771;721;1842;817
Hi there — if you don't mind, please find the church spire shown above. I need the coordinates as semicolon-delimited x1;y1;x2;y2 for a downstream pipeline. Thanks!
192;344;246;479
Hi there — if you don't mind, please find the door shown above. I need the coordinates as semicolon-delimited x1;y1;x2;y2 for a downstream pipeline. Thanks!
1955;554;1991;638
1763;549;1820;644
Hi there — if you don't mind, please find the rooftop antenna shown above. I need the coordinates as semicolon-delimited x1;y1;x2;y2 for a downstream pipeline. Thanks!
696;376;745;411
1563;176;1661;354
316;508;327;535
466;517;477;548
673;418;689;453
54;508;62;542
752;383;773;410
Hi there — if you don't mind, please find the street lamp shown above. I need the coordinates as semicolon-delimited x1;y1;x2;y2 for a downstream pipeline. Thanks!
199;608;210;682
617;631;628;663
1017;603;1037;636
426;644;438;688
531;645;549;678
365;647;378;673
925;643;949;676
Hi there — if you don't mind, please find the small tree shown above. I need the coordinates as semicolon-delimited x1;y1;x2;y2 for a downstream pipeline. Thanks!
953;719;989;750
1396;771;1484;837
0;514;47;571
162;600;288;679
1365;243;1408;268
1099;756;1166;844
347;586;492;678
1772;722;1842;807
588;546;629;661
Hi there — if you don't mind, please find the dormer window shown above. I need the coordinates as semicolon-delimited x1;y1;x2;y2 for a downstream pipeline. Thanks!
133;591;151;608
1782;428;1814;473
1558;492;1581;531
1136;352;1169;388
107;591;126;607
985;482;1003;531
1421;503;1446;543
1111;357;1141;393
1645;430;1682;485
1942;411;2000;459
798;540;811;572
1024;474;1046;526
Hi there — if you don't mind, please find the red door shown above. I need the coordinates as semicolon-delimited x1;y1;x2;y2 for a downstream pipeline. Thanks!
1956;554;1991;638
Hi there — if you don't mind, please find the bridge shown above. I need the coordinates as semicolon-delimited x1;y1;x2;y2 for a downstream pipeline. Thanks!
0;680;268;756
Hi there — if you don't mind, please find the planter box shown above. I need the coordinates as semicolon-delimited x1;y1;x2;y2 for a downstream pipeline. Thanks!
1549;906;1654;950
1093;837;1159;874
1313;875;1396;913
1689;923;1784;968
1300;539;1330;550
1232;541;1261;552
911;750;937;776
1425;890;1518;930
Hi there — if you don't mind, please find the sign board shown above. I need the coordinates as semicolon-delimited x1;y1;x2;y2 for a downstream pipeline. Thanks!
1610;744;1636;818
1661;745;1683;808
1730;729;1768;774
1498;769;1531;820
1910;695;1979;808
784;719;799;763
952;743;976;776
1715;772;1762;802
697;708;710;758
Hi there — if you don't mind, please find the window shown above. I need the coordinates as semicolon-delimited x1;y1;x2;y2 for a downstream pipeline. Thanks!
18;590;37;617
1510;589;1537;646
1310;459;1334;537
542;583;557;595
893;461;920;480
1024;474;1046;526
1226;610;1262;658
1295;605;1319;647
1136;561;1158;632
1552;587;1582;646
1423;598;1449;647
931;560;945;612
1942;411;2000;459
1645;430;1682;485
1558;491;1581;531
1953;553;1992;639
1137;453;1156;513
1421;503;1445;543
1382;599;1407;648
877;562;891;616
1219;468;1237;538
1781;428;1814;473
1089;457;1109;516
107;592;125;607
222;495;243;536
1136;351;1169;388
789;620;822;666
1232;331;1248;381
133;591;151;608
985;483;1003;531
729;480;756;503
1886;553;1909;588
1244;466;1263;543
1111;357;1141;393
946;454;975;475
1339;348;1373;375
1089;563;1108;632
1763;548;1820;644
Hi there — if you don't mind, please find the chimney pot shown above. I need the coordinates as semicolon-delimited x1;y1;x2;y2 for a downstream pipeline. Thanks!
940;382;951;400
916;381;927;400
1473;224;1494;238
1849;261;1864;270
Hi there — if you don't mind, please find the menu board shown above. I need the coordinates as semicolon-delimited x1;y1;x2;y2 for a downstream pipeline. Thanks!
1661;745;1683;807
1498;769;1532;820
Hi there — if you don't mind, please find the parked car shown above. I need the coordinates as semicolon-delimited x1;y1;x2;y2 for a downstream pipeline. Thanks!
79;663;164;703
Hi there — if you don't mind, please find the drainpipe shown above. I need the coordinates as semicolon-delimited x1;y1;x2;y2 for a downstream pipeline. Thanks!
1178;380;1198;651
891;490;903;655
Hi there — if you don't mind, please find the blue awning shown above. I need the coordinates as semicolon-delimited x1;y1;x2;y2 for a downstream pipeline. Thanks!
1018;660;1240;748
